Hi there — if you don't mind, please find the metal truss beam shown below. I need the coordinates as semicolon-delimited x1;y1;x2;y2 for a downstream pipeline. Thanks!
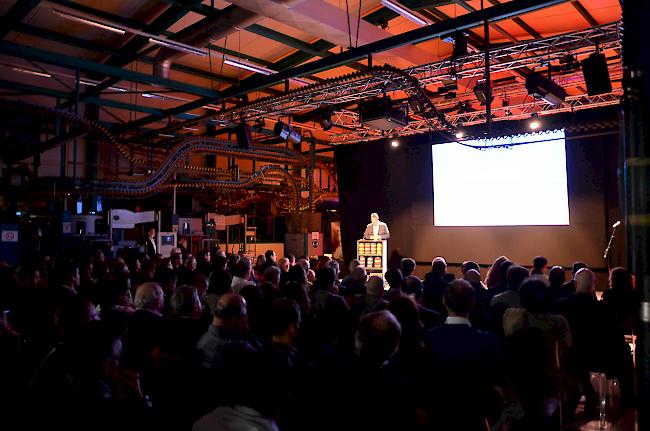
159;22;619;135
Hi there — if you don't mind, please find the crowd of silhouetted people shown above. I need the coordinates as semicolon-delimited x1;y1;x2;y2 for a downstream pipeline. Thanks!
0;246;639;430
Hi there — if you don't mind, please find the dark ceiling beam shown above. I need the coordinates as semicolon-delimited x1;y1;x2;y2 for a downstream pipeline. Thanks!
124;0;570;130
0;0;41;39
570;0;599;26
0;41;221;98
52;0;202;108
485;0;542;38
0;78;199;120
452;0;519;43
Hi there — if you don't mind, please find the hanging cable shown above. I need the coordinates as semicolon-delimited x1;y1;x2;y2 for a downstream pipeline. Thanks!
355;0;362;47
345;0;353;49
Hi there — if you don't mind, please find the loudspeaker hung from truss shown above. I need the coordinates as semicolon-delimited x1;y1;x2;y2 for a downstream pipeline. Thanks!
525;71;567;106
442;31;468;59
473;82;494;106
358;96;408;130
581;52;612;96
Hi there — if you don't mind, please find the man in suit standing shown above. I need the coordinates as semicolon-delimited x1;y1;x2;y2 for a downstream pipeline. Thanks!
363;213;390;240
145;227;157;259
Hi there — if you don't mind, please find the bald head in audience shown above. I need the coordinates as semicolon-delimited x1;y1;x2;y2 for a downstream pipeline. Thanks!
214;293;248;331
366;276;385;297
574;268;595;294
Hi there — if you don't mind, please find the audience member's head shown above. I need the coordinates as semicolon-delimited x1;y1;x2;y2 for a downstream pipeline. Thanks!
443;279;475;317
348;259;361;273
519;277;551;313
185;256;197;272
486;256;508;288
234;258;252;279
574;268;595;295
548;265;566;288
263;265;281;288
609;267;633;292
277;257;290;272
326;259;340;279
351;266;368;283
366;276;385;297
213;254;227;271
461;260;480;275
264;249;277;262
400;258;416;277
387;296;422;348
314;266;336;291
355;310;401;366
463;268;482;284
506;265;530;291
571;261;588;278
288;264;307;284
431;257;447;278
286;254;296;266
402;275;423;302
214;293;248;331
384;268;403;290
269;298;301;344
170;285;202;318
532;256;548;275
192;273;209;297
133;282;164;314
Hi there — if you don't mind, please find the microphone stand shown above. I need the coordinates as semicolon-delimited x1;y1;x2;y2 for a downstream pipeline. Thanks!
603;224;620;261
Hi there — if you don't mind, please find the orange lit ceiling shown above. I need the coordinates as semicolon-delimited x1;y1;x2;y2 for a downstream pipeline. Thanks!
0;0;622;153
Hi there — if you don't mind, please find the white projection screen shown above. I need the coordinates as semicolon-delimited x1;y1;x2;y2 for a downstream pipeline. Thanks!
432;129;570;226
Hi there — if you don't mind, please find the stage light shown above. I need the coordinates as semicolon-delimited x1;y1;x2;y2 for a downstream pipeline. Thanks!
380;0;430;26
454;129;465;139
234;122;252;149
525;72;566;106
390;135;400;148
529;113;541;130
317;106;334;131
274;120;302;144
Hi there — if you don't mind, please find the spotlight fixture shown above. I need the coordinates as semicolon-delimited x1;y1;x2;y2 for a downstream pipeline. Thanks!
525;71;567;106
390;134;400;148
274;120;302;145
317;106;334;131
454;129;465;139
380;0;430;26
456;101;474;114
529;113;541;130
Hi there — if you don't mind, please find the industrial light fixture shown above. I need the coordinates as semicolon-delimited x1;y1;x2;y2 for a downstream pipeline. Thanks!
11;66;51;78
274;120;302;144
380;0;430;26
52;7;208;57
223;58;274;76
529;113;541;130
390;134;400;147
52;8;125;35
454;128;465;139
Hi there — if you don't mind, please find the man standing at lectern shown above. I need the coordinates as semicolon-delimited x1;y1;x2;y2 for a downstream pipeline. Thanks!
363;213;390;240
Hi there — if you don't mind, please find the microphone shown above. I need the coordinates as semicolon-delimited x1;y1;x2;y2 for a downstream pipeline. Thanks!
612;220;621;228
